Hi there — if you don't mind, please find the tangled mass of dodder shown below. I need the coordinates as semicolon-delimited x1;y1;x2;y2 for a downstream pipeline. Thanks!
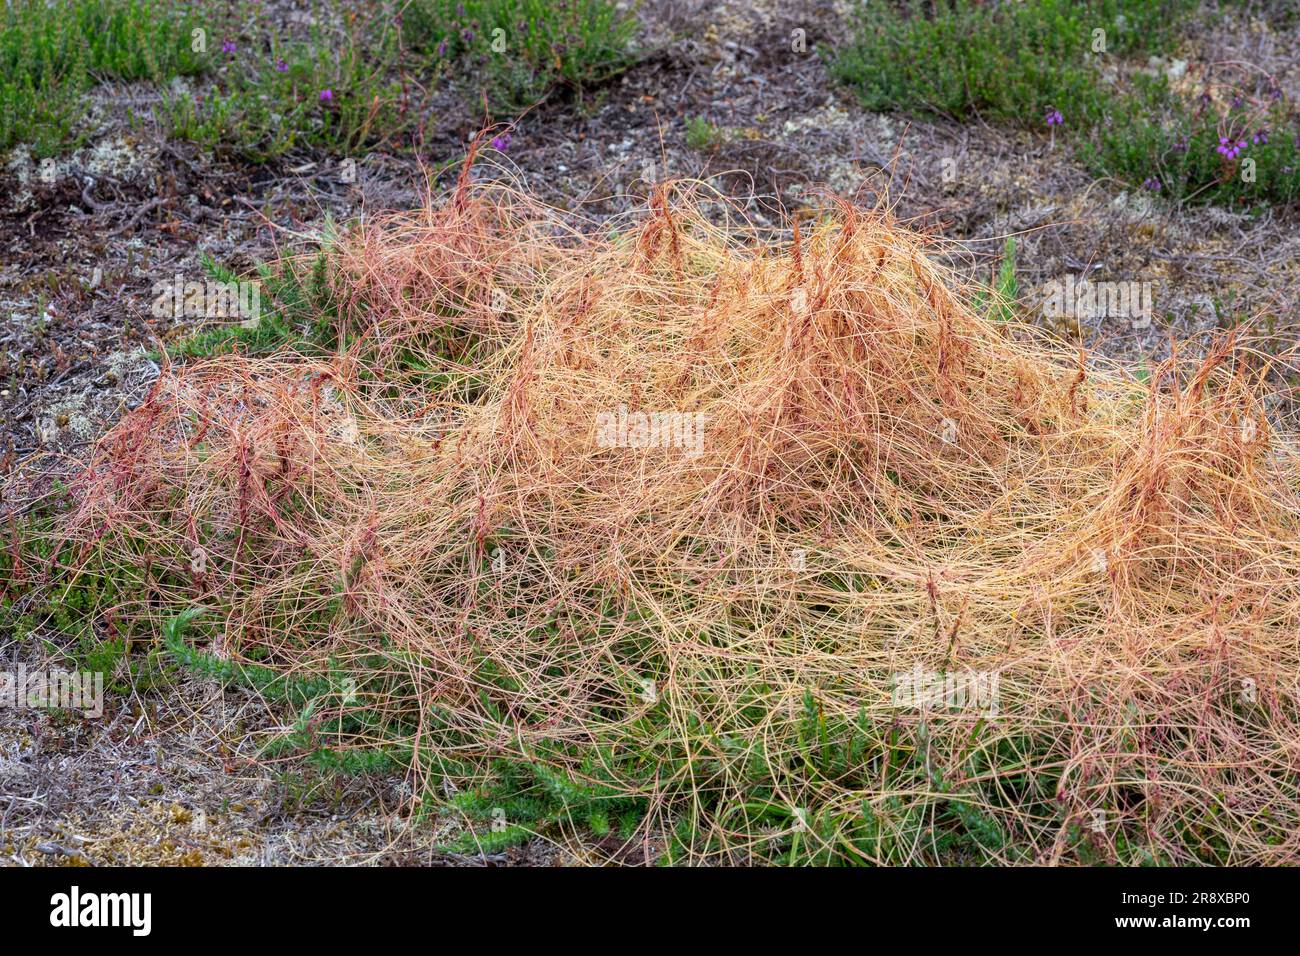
52;153;1300;864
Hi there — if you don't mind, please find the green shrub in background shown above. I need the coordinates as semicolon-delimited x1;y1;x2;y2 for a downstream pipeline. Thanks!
402;0;637;109
162;17;415;160
2;0;639;160
831;0;1193;124
831;0;1299;207
0;0;207;155
1081;71;1300;207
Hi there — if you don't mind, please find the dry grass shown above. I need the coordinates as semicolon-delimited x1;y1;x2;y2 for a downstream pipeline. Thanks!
51;153;1300;864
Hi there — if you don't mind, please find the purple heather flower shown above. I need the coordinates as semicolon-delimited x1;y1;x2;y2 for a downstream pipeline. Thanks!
1143;177;1161;191
1216;136;1245;160
1045;107;1063;127
275;58;289;72
319;88;334;102
461;28;475;43
1253;129;1269;145
222;40;236;54
438;39;448;56
491;132;512;151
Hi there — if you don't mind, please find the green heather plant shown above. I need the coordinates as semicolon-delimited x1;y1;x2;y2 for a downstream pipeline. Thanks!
0;0;207;154
973;236;1018;322
402;0;637;109
685;115;726;151
1;0;425;160
831;0;1299;207
163;248;342;360
162;13;415;160
1080;71;1300;207
831;0;1193;125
